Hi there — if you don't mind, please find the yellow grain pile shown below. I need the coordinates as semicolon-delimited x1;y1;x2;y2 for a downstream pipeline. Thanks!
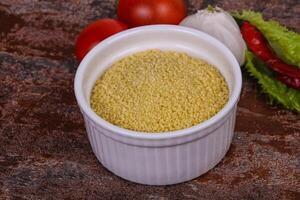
90;50;229;133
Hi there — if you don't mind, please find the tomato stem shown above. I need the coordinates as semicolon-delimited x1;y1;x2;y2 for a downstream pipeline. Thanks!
115;0;119;7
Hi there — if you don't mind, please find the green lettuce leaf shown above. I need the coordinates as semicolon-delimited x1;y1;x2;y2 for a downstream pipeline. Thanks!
233;11;300;68
244;50;300;112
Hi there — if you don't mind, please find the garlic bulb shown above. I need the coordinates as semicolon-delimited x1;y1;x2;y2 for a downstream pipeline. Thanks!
180;6;246;65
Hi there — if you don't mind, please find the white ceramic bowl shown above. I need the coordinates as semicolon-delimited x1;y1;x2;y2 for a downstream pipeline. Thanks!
74;25;242;185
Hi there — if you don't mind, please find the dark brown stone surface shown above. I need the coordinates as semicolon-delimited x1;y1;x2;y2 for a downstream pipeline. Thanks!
0;0;299;199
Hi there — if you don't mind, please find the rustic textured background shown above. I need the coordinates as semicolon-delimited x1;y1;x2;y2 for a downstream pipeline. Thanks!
0;0;299;199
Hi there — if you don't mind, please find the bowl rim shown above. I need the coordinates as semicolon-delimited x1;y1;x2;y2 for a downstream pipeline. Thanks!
74;25;242;140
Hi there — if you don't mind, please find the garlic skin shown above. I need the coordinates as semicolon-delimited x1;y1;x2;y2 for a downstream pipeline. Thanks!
180;7;246;65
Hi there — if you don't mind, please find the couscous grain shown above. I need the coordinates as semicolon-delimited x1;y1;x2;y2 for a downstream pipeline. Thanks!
90;50;229;133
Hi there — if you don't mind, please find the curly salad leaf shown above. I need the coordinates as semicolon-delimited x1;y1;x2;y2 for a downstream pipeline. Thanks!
233;11;300;68
244;51;300;112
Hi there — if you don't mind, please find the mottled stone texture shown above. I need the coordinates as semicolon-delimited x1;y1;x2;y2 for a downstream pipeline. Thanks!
0;0;299;199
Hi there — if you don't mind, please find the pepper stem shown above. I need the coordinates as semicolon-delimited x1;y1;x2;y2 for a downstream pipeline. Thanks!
207;5;215;12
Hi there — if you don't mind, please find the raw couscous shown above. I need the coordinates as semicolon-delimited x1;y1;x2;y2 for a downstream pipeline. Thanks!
90;50;229;133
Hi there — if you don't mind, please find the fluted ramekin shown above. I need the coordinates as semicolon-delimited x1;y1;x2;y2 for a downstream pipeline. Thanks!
74;25;242;185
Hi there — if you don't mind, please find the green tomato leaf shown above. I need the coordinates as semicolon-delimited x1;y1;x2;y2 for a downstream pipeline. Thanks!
244;50;300;112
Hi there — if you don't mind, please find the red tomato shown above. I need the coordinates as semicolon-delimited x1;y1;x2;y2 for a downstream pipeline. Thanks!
75;19;128;61
117;0;186;27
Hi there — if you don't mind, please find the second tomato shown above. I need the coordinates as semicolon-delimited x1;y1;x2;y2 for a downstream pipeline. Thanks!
117;0;186;27
75;19;128;61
